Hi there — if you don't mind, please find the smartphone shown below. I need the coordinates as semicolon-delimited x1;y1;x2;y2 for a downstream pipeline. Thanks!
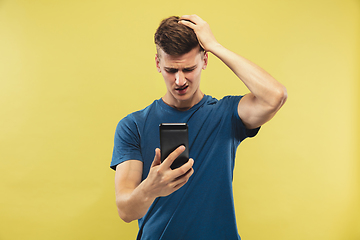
159;123;189;169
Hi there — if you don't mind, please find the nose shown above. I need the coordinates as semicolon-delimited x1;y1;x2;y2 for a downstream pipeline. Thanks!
175;71;186;86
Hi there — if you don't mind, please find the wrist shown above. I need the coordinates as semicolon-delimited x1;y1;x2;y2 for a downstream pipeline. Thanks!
138;178;157;203
206;42;224;55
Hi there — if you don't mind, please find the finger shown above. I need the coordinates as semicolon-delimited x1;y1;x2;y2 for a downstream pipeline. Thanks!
173;158;194;178
179;14;200;24
151;148;161;167
160;145;185;170
178;19;196;29
179;14;200;27
172;167;194;188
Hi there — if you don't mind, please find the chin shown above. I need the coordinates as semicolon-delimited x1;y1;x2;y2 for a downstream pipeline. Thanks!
174;96;190;103
175;91;191;100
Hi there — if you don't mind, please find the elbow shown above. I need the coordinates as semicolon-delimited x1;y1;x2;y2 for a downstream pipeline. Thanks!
271;85;287;110
117;206;134;223
278;85;288;107
116;200;136;223
120;215;134;224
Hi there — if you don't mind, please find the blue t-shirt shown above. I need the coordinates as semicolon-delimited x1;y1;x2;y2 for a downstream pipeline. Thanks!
111;95;259;240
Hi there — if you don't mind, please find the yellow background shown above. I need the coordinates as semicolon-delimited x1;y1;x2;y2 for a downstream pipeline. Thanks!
0;0;359;239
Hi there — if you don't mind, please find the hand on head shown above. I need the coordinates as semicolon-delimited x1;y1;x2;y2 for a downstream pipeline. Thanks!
178;15;219;53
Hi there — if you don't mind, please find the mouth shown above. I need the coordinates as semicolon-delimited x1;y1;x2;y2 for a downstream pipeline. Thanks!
175;85;188;91
175;85;189;94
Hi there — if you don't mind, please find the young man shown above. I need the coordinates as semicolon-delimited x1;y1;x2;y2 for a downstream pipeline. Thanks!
111;15;287;239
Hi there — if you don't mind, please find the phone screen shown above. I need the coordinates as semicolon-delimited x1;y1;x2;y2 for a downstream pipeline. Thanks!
159;123;189;169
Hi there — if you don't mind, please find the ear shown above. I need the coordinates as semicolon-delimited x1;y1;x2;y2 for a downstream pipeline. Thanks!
155;54;161;73
202;52;208;70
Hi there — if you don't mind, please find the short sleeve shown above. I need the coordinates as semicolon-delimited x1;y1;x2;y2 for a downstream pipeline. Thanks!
231;96;260;141
110;115;143;170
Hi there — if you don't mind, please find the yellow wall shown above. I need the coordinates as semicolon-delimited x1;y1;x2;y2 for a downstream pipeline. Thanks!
0;0;358;239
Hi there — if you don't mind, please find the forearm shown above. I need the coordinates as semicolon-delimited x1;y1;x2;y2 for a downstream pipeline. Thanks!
114;148;194;223
116;181;156;223
209;44;287;108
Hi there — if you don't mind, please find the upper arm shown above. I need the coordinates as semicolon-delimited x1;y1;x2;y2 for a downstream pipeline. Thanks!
237;93;285;129
115;160;143;197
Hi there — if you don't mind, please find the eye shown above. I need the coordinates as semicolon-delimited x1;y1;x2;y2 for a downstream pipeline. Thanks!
165;68;178;74
183;66;197;73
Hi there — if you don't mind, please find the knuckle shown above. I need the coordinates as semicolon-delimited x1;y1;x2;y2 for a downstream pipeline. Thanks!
161;175;170;184
156;168;163;175
178;167;187;175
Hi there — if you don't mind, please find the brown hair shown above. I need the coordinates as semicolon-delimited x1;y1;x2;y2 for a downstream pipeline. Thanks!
154;16;204;56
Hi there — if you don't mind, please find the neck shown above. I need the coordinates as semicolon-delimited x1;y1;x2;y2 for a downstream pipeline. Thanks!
163;90;204;111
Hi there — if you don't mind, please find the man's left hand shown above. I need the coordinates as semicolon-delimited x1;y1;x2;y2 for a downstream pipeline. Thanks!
179;14;219;53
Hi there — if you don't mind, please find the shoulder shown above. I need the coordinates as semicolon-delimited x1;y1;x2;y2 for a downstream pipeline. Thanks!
131;99;159;118
200;95;244;125
118;99;160;127
218;95;243;104
204;95;243;109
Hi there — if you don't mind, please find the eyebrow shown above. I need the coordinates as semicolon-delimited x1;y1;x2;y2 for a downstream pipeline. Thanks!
164;65;197;72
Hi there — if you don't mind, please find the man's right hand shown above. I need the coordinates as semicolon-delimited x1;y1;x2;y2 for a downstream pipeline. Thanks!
115;146;194;223
143;146;194;199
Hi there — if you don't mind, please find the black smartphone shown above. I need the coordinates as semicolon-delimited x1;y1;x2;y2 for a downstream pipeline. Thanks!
159;123;189;169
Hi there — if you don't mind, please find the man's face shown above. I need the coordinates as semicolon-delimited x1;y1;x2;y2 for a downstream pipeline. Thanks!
156;46;208;109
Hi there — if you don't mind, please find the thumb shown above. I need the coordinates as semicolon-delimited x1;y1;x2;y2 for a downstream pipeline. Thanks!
151;148;161;167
